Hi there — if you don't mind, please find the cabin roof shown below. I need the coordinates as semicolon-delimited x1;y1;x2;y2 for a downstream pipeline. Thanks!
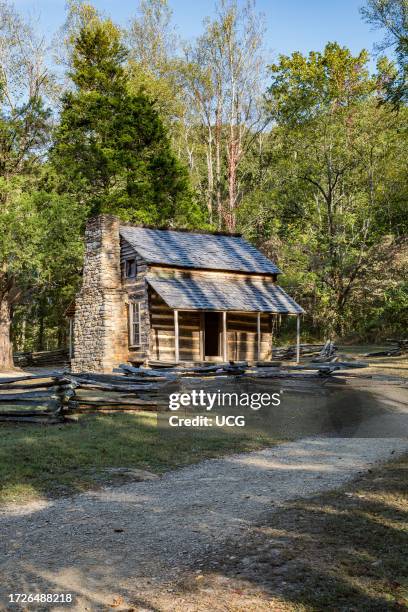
119;225;281;275
146;274;304;314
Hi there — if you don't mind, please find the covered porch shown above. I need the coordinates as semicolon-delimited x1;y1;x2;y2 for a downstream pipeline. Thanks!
147;274;304;365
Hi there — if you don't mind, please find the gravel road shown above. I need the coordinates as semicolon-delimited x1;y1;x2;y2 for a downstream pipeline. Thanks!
0;436;407;611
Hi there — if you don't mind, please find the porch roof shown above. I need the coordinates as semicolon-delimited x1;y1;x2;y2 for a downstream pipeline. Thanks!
146;275;304;315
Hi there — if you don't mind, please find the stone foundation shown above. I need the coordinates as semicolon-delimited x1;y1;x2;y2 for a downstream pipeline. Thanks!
71;215;128;373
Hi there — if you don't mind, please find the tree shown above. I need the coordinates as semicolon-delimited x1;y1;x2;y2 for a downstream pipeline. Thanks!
0;1;52;369
180;0;268;230
265;43;406;336
52;11;201;226
361;0;408;105
126;0;183;122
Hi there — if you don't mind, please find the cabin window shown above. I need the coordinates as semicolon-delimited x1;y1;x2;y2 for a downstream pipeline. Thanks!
124;258;137;278
129;301;141;347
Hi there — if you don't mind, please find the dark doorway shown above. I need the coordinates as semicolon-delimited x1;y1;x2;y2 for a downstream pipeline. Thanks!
204;312;221;357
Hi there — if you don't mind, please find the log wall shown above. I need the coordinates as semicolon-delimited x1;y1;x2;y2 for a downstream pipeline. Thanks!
120;238;150;363
149;290;202;362
149;287;272;363
227;313;272;361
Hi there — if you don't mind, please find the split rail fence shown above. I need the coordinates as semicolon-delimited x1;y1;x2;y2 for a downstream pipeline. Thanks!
0;342;372;423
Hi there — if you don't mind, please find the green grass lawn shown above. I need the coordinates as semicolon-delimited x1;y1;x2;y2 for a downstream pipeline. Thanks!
0;413;279;505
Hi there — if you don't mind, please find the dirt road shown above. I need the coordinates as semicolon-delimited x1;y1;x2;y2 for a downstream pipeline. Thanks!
0;436;407;611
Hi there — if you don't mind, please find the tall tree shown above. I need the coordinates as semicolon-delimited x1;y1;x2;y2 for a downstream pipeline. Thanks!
0;1;52;369
127;0;181;121
52;11;200;226
361;0;408;105
265;43;407;336
180;0;268;230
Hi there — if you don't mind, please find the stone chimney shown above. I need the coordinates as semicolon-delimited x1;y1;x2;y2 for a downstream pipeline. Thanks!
71;215;128;373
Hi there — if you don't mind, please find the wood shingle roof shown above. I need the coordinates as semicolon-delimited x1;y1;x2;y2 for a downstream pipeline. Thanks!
120;226;281;275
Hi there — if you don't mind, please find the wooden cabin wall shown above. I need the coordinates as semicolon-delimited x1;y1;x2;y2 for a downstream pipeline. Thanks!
149;290;201;362
179;311;201;362
149;290;175;362
227;313;272;361
149;298;273;363
120;238;150;362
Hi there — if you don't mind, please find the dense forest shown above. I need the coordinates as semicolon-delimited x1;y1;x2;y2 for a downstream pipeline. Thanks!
0;0;407;368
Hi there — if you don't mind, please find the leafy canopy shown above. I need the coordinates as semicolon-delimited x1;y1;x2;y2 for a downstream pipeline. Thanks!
361;0;408;105
52;13;202;227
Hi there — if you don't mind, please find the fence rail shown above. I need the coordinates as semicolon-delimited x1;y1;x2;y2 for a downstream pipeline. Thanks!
0;350;371;423
13;349;69;368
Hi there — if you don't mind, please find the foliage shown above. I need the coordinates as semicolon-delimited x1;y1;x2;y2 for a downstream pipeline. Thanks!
52;11;201;227
0;0;406;357
260;43;407;336
0;2;55;367
361;0;408;105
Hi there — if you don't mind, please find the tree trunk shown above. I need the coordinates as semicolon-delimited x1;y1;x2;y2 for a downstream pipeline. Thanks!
0;298;13;370
37;296;46;351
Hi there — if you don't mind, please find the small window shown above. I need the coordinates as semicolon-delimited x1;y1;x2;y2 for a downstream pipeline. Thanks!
125;258;137;278
129;301;141;347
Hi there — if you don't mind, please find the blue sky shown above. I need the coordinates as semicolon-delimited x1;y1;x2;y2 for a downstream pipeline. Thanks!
15;0;382;65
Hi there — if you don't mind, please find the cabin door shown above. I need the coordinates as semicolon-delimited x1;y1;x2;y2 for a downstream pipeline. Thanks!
204;312;221;359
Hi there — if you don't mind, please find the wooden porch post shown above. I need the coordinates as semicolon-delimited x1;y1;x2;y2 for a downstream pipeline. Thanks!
257;312;261;362
174;309;179;363
222;311;227;361
200;312;205;361
296;314;301;364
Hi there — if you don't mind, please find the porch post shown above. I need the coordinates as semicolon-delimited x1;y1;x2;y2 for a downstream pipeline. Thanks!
199;312;205;361
296;314;301;364
174;309;179;363
222;311;227;361
257;312;261;362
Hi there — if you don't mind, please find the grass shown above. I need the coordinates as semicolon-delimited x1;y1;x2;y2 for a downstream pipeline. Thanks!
144;453;408;611
0;412;279;505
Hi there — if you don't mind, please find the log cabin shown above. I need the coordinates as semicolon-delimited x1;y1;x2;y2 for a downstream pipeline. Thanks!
69;215;304;373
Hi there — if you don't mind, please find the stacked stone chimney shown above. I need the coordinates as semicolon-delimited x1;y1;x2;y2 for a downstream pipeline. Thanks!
71;215;128;373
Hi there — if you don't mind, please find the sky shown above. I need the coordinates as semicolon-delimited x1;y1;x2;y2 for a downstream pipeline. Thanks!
15;0;383;66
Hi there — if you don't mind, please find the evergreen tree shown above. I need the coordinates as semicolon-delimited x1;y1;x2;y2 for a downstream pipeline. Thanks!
52;15;200;226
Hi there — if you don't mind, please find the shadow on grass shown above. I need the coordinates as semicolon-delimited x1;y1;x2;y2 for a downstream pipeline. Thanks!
185;455;408;611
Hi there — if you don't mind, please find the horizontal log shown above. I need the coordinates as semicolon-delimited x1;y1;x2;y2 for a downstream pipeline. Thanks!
0;386;67;398
73;396;160;406
0;380;65;391
151;323;199;331
118;365;175;379
69;372;163;385
227;323;270;331
151;352;176;360
0;399;61;411
73;380;163;392
0;393;62;403
69;405;158;413
148;360;178;368
0;375;58;385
